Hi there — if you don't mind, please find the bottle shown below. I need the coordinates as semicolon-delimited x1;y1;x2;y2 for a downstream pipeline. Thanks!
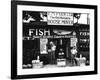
37;56;40;60
80;54;82;58
37;56;40;63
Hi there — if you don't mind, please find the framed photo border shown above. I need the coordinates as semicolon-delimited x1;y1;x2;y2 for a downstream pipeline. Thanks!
11;0;98;79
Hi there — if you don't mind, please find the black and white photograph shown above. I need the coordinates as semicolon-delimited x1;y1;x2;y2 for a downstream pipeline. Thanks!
11;1;97;79
22;11;90;69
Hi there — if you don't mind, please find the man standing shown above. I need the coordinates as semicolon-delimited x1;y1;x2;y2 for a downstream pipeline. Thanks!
48;41;56;64
71;46;77;65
